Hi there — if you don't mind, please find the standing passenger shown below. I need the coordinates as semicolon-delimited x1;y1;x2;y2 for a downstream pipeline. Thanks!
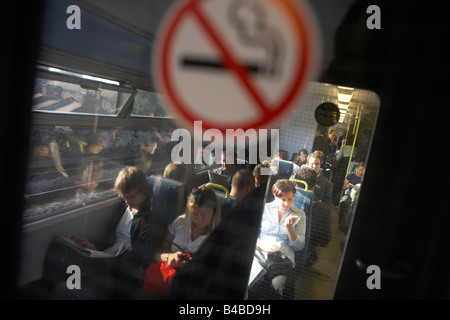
307;151;333;208
312;125;332;161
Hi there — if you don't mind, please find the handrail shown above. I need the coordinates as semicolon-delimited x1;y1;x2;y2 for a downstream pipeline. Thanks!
337;104;364;213
289;178;309;192
205;182;230;198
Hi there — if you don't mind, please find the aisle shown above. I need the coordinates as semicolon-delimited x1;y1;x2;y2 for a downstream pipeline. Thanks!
297;208;345;300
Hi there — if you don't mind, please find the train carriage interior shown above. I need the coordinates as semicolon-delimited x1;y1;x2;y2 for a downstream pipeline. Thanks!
2;0;450;303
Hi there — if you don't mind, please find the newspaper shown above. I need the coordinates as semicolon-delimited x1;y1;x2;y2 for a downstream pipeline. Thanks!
54;235;127;258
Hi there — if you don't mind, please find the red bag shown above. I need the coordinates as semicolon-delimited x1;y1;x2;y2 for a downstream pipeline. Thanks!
142;262;177;299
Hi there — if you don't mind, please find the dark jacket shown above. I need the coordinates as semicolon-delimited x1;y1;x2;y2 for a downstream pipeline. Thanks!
102;197;168;270
41;197;168;290
314;173;333;208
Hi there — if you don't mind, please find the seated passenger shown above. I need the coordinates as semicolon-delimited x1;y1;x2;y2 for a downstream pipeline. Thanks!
86;131;109;156
269;155;300;181
143;185;221;299
163;162;187;184
293;168;332;267
48;166;168;299
24;127;70;207
342;162;366;193
29;126;69;178
63;130;122;188
293;148;308;167
339;162;366;234
135;133;173;176
253;163;273;202
229;169;254;202
247;179;306;300
253;163;270;189
274;149;289;161
72;156;105;198
163;161;188;218
212;150;238;191
194;146;211;171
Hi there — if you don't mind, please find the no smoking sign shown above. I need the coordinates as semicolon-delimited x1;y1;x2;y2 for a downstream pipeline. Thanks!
153;0;321;132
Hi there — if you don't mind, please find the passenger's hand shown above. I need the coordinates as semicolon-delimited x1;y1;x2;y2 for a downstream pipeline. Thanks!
72;236;96;250
167;251;185;268
285;216;298;228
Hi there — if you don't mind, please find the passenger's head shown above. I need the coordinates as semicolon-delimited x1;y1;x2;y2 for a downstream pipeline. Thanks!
114;166;148;210
313;150;325;166
355;162;366;177
87;131;108;155
317;125;328;135
293;167;317;191
307;152;322;173
74;157;104;195
140;134;157;154
163;162;186;183
272;179;296;213
295;148;308;166
185;185;221;233
221;150;236;172
253;163;270;188
275;149;289;161
230;169;254;200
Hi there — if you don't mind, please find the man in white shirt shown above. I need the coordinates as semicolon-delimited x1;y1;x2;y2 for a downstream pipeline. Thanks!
50;166;168;299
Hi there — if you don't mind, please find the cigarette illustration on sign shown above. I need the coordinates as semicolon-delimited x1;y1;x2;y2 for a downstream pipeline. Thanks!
182;0;283;78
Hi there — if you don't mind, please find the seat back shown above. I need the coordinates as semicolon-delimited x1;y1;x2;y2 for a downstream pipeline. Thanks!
273;159;300;179
205;182;235;219
292;187;314;266
148;175;186;225
286;179;315;299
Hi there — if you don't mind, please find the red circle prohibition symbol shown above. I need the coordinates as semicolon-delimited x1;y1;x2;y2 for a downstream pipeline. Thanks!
155;0;316;133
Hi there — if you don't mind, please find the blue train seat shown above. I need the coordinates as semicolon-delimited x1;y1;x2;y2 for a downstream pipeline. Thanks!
205;182;235;219
274;159;301;179
148;175;186;225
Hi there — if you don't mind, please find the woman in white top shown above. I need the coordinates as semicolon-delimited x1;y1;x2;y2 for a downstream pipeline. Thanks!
156;185;221;268
248;179;306;299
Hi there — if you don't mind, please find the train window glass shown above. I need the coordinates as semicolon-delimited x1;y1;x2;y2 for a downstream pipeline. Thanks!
23;125;177;223
32;75;130;116
20;80;379;299
247;82;380;300
131;90;173;118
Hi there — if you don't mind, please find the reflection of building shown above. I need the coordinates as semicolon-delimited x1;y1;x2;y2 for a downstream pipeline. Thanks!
32;80;116;114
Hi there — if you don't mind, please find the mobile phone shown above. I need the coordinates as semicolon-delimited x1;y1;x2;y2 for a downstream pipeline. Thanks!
178;253;191;261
